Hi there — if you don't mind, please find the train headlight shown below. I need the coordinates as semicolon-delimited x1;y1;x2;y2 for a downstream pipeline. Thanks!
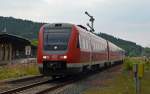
43;56;46;59
43;56;49;59
60;55;67;59
63;55;67;59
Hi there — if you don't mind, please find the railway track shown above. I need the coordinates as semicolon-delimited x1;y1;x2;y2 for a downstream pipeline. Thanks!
0;69;86;94
0;76;76;94
0;64;123;94
35;78;76;94
0;75;44;84
0;79;49;94
0;75;49;94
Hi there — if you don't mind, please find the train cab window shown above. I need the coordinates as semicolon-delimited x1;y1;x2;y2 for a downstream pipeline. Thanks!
43;28;71;51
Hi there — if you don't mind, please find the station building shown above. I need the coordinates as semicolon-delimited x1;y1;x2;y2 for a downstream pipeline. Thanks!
0;33;37;65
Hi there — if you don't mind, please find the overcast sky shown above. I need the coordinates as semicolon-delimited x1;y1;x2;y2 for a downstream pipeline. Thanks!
0;0;150;47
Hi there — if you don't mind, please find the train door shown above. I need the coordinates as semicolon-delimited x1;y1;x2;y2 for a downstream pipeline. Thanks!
106;40;110;62
89;37;93;64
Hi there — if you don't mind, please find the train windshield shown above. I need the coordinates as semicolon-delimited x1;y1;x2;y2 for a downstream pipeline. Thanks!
43;28;71;51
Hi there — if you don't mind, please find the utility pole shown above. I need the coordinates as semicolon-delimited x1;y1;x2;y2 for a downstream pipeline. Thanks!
85;11;95;32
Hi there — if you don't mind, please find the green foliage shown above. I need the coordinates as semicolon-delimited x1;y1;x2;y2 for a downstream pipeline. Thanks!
123;58;135;71
97;33;143;56
143;47;150;57
0;16;44;40
31;40;38;46
123;57;143;71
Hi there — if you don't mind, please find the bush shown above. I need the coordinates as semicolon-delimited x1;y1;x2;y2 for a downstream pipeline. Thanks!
123;57;144;71
123;58;134;71
0;63;39;80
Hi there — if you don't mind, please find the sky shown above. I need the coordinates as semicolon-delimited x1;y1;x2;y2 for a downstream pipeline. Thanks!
0;0;150;47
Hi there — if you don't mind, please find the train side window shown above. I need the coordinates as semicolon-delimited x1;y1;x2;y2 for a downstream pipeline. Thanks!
83;38;86;49
84;38;86;49
86;39;88;49
84;39;86;49
79;35;83;49
88;40;90;49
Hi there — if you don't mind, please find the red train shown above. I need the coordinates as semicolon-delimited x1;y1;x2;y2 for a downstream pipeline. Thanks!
37;23;125;78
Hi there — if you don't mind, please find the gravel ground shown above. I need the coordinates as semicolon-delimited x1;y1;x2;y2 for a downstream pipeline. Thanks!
48;65;122;94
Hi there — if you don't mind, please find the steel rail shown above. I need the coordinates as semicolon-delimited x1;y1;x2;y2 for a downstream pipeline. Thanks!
0;79;50;94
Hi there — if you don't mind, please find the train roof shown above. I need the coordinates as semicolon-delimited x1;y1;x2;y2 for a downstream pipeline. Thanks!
43;23;73;29
108;41;125;51
76;25;106;41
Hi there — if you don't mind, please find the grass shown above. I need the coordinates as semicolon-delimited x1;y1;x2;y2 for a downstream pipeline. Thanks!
83;57;150;94
82;74;135;94
0;63;40;80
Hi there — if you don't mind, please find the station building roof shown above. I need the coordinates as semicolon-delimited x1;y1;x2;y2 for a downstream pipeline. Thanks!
0;33;31;46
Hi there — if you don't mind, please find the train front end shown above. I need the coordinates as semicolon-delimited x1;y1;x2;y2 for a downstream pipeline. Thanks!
37;23;76;77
